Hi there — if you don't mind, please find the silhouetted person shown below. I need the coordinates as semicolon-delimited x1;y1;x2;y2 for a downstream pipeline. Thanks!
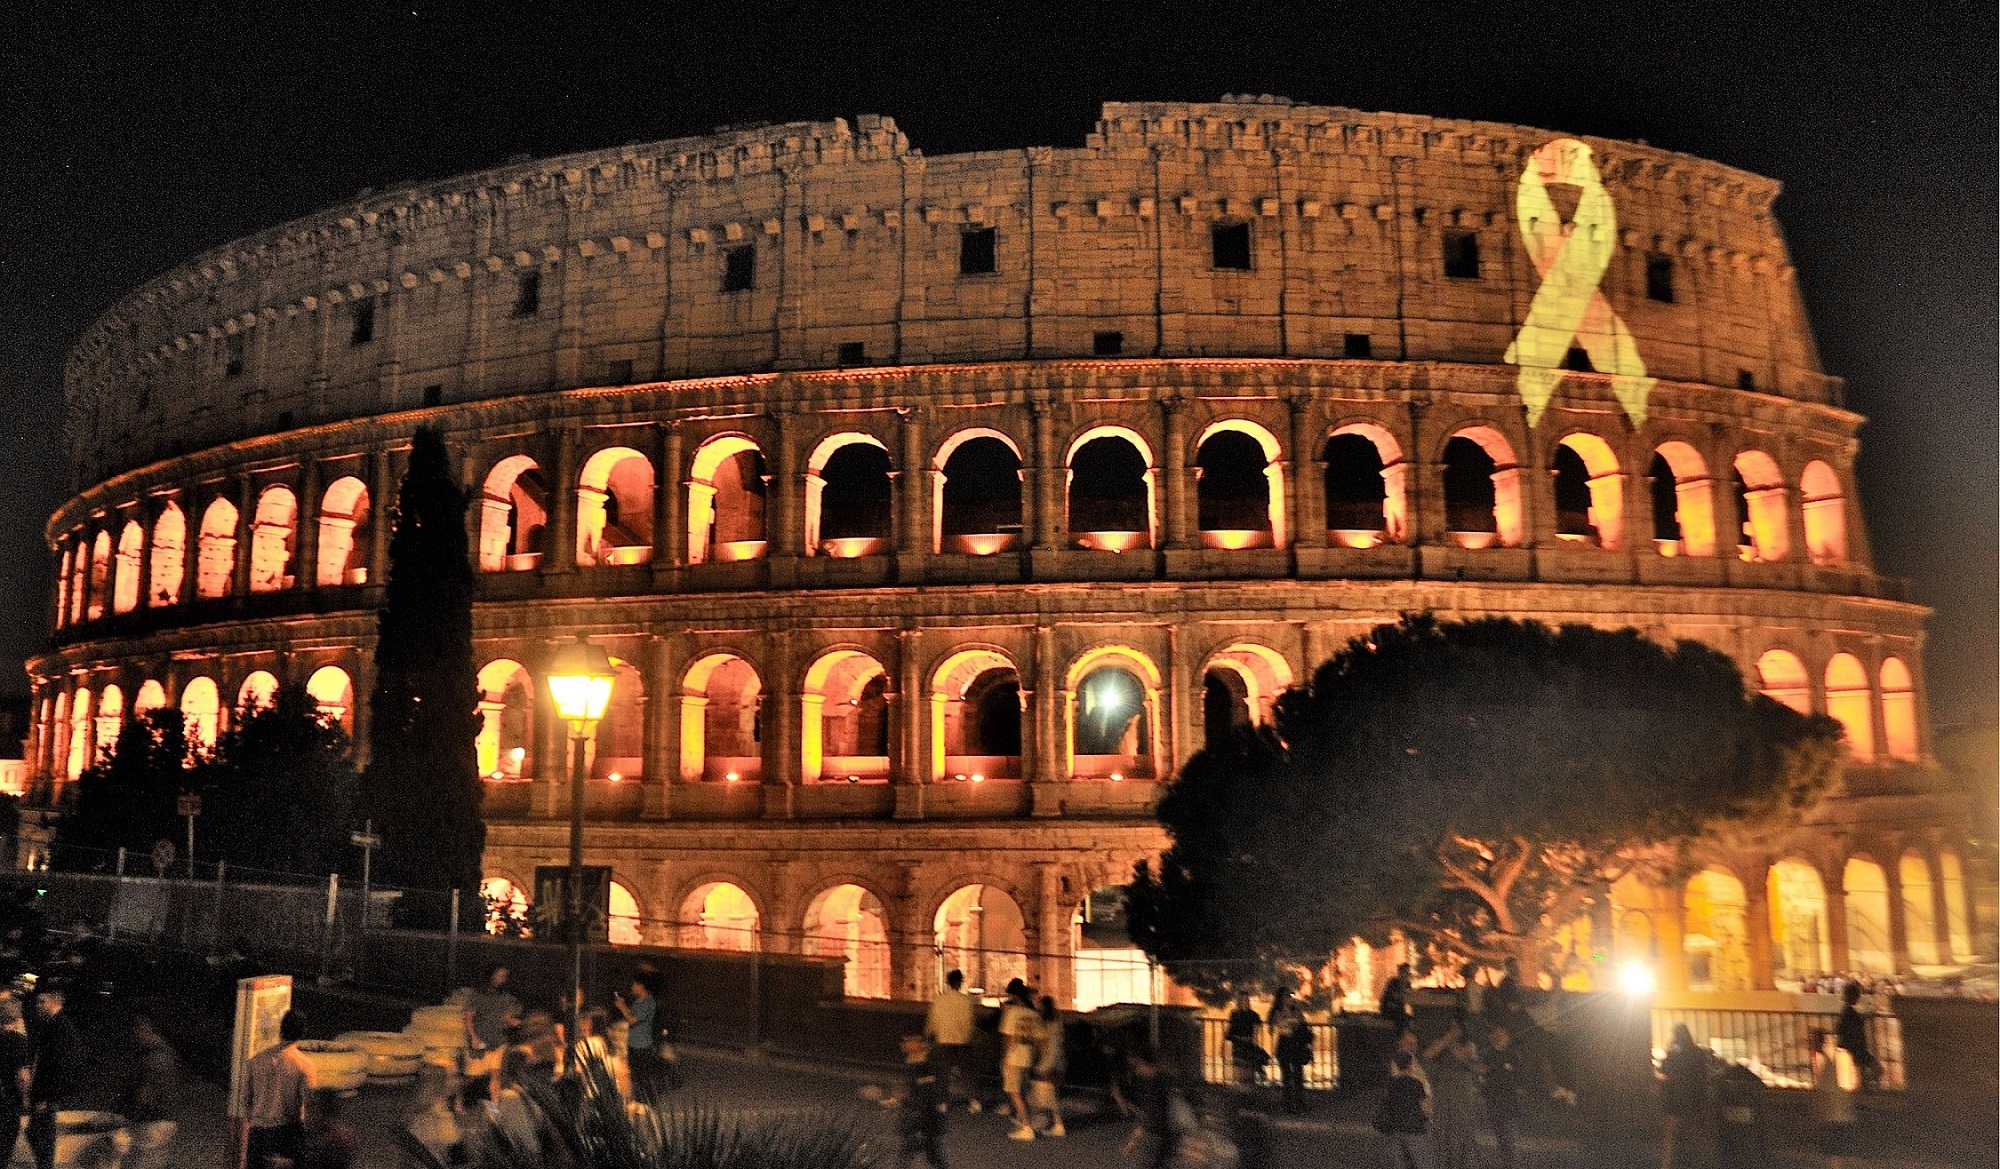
26;991;84;1169
240;1009;311;1169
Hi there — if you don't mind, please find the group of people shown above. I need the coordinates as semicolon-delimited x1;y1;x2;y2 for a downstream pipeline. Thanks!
916;970;1066;1147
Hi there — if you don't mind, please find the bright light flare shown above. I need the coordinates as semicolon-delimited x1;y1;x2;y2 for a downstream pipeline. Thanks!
1617;961;1656;996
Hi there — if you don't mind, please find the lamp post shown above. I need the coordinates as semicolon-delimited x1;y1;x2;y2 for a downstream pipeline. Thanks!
546;634;615;1028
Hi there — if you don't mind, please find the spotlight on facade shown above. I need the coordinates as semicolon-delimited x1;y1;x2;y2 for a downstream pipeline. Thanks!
607;772;622;783
1617;960;1657;996
725;772;740;783
969;773;984;783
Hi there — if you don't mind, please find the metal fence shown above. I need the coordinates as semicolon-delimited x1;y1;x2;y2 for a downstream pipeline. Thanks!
1199;1015;1339;1089
1650;1004;1905;1091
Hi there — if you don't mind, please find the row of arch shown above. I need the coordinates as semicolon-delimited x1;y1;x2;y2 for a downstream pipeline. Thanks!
35;667;356;783
1755;649;1920;763
51;418;1855;631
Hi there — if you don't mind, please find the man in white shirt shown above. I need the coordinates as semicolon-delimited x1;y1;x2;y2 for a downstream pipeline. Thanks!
923;968;977;1112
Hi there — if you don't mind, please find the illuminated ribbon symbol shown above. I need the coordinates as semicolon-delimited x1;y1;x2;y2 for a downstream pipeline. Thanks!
1503;138;1656;427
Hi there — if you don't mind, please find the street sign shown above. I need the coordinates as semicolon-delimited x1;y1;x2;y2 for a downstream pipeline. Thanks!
177;794;202;817
349;831;382;848
150;839;176;875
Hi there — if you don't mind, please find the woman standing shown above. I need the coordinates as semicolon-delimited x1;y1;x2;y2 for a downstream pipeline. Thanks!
1657;1024;1710;1169
1268;988;1313;1115
1028;996;1066;1137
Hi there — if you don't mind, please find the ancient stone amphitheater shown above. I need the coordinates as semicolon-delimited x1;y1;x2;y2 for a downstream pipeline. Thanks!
29;99;1983;1004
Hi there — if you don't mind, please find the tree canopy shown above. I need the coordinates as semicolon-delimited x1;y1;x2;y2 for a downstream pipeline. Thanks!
1126;614;1844;995
50;708;189;870
359;427;484;912
193;683;357;876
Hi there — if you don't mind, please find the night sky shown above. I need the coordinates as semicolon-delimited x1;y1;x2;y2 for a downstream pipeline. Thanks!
2;3;1992;725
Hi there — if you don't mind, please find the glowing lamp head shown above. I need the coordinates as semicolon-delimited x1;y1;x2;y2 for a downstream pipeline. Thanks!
547;635;615;724
1617;961;1657;996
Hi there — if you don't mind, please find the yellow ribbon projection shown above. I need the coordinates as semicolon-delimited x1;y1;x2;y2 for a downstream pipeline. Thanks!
1503;138;1655;427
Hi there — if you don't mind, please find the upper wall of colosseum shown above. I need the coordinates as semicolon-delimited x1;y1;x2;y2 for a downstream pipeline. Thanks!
61;99;1832;488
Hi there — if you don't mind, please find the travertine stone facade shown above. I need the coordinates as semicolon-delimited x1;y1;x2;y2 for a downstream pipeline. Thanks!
31;101;1983;1000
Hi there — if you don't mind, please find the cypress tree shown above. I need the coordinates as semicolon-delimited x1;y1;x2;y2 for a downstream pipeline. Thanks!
360;427;483;919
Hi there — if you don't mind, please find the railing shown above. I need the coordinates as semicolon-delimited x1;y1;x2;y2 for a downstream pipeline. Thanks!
1650;1005;1904;1091
1199;1016;1338;1089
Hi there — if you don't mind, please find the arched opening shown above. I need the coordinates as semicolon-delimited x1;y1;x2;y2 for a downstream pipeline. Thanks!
94;685;124;753
1203;670;1249;747
1194;423;1282;550
591;660;645;780
1842;857;1893;975
1825;653;1875;762
113;522;143;614
1939;848;1973;962
197;497;239;598
133;680;166;715
49;693;68;783
180;676;221;751
679;881;759;952
934;883;1026;998
1442;427;1523;548
1768;859;1831;982
476;659;535;779
1755;649;1811;715
804;884;891;999
681;654;762;782
687;436;768;564
806;435;892;557
1200;643;1293;745
481;876;530;936
1073;883;1159;1011
1552;434;1623;550
248;485;298;593
932;650;1021;781
1900;852;1939;966
1069;649;1159;779
149;504;185;607
801;650;889;783
935;431;1023;554
1649;442;1716;557
54;546;71;628
1800;461;1847;566
1879;658;1918;762
576;447;656;567
87;532;111;620
237;671;279;714
316;477;372;586
477;456;549;572
1067;431;1154;552
65;689;93;780
1683;868;1750;991
609;880;644;946
1323;424;1407;547
1732;450;1789;563
67;540;87;624
306;666;355;734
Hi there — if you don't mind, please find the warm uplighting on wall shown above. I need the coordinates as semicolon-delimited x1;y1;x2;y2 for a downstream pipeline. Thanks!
1075;531;1147;553
725;772;741;782
1330;529;1384;550
1199;529;1269;551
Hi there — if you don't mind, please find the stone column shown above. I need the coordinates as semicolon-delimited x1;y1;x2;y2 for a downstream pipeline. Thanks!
892;628;927;820
1826;879;1851;973
1031;861;1068;1003
1656;881;1689;993
232;475;256;596
896;408;927;571
761;629;799;819
545;428;578;573
529;643;564;818
1406;401;1438;546
295;458;321;593
888;862;929;1000
1161;397;1190;550
1288;394;1325;551
134;503;154;615
367;446;394;588
1027;394;1061;550
641;636;674;819
653;423;680;570
1028;624;1062;815
1927;850;1955;965
1884;859;1915;975
1744;863;1776;990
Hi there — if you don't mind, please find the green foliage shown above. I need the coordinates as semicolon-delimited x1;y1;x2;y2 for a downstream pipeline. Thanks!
1129;614;1844;995
50;709;189;870
360;427;484;915
192;684;357;876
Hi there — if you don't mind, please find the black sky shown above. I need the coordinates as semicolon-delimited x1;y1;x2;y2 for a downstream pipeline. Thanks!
2;2;1993;724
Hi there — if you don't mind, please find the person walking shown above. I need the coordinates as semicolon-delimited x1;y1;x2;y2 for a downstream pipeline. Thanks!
997;981;1039;1139
25;991;85;1169
1834;983;1879;1090
118;1015;180;1169
1657;1023;1710;1169
1809;1029;1857;1169
614;976;664;1099
1423;1019;1481;1169
1120;1047;1185;1169
1479;1023;1522;1169
1268;988;1313;1115
923;969;976;1112
463;965;522;1094
1027;996;1066;1137
239;1008;312;1169
882;1034;949;1168
1224;991;1267;1089
1380;963;1415;1031
0;999;29;1168
1375;1050;1432;1169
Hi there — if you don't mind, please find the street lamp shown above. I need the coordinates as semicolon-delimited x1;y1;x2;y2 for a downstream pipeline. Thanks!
547;634;615;1025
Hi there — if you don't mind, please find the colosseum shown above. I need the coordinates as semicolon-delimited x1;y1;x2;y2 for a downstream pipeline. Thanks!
28;98;1987;1006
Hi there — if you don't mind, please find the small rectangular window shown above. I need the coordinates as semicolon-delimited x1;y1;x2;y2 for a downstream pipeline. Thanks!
1211;223;1252;270
606;359;634;385
513;270;541;316
1645;255;1676;303
1093;331;1125;357
1343;333;1372;359
723;245;756;292
224;334;245;378
836;341;867;367
350;299;375;345
1443;231;1481;279
422;384;443;407
959;227;997;275
1737;369;1757;391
